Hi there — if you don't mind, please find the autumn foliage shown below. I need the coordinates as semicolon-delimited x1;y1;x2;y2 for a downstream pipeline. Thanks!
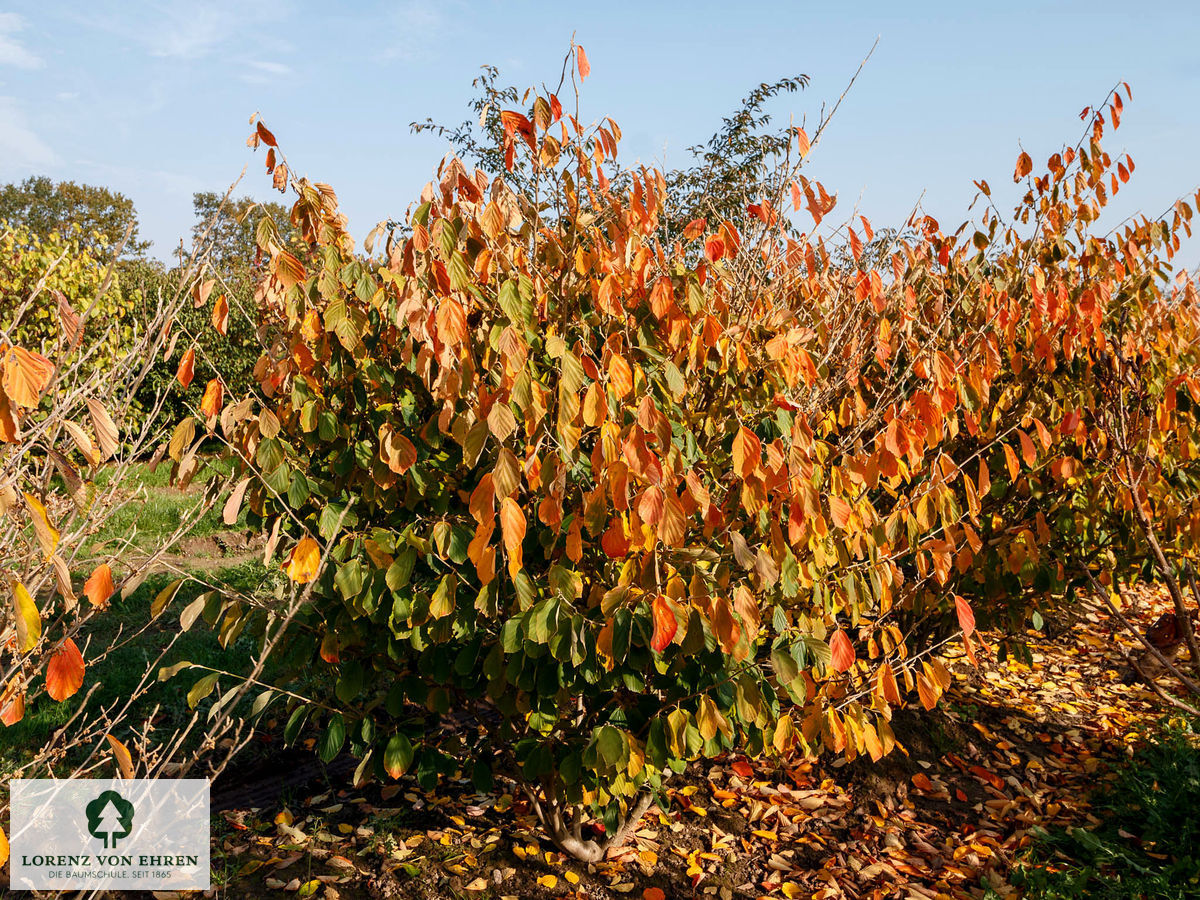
187;54;1200;858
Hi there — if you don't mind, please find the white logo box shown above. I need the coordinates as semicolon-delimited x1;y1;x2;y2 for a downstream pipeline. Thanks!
9;778;210;890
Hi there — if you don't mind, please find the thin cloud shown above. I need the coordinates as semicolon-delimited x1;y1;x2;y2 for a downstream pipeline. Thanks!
0;96;58;169
71;1;290;62
380;0;445;62
239;59;293;84
0;13;44;70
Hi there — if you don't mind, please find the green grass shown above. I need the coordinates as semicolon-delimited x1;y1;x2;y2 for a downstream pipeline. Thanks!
1;456;270;776
0;560;274;775
1004;716;1200;899
88;455;242;555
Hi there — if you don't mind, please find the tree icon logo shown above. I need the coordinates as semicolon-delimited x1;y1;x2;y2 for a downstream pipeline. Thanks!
85;790;135;849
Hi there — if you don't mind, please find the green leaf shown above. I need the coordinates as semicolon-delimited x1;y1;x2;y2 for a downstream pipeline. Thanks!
335;661;364;704
780;550;799;599
386;549;417;591
383;733;414;778
319;714;346;762
335;559;365;602
595;725;626;770
186;672;220;709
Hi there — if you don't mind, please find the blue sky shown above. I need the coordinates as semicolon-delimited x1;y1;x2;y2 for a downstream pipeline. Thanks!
2;1;1198;265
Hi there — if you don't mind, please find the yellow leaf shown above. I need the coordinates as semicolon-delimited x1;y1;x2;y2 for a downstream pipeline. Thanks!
285;536;321;583
12;580;40;653
537;874;558;888
23;492;59;559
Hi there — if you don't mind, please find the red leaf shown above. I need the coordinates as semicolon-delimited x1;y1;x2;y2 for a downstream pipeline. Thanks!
704;235;726;262
650;595;677;653
830;629;855;673
729;759;754;779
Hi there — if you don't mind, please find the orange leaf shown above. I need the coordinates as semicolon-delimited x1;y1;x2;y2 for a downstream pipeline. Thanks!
2;346;54;408
877;662;902;705
0;388;17;443
644;889;666;900
500;497;526;574
320;631;339;664
682;218;707;240
1014;151;1033;180
45;637;85;701
285;536;321;583
576;45;590;79
659;492;685;548
212;294;229;336
795;127;810;158
0;681;23;727
916;673;939;710
608;354;633;399
1018;429;1037;466
106;733;135;779
201;378;224;419
84;563;115;607
177;347;196;389
380;425;418;475
1003;443;1020;480
830;629;855;673
437;297;468;346
829;495;852;530
729;759;754;779
955;595;976;637
650;595;678;653
704;235;726;262
912;773;935;792
732;426;761;479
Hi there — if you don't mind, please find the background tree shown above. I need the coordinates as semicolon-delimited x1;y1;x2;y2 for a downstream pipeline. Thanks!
190;191;298;277
409;63;808;245
0;176;149;259
134;192;302;425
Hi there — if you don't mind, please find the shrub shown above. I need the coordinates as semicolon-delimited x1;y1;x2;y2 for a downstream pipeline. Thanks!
0;223;136;366
200;58;1200;860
